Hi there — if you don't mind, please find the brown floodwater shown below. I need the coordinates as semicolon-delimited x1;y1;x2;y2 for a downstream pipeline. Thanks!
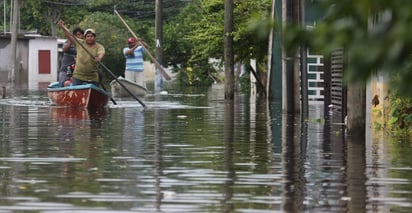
0;84;411;212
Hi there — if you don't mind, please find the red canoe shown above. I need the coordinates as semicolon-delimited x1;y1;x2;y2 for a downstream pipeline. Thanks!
49;106;109;121
47;82;110;108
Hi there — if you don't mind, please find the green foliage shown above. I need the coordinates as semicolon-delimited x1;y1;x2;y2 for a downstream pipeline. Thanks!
163;0;272;86
372;108;382;117
388;95;412;137
374;121;382;131
60;6;89;25
85;0;113;7
233;0;272;62
175;63;216;86
163;3;199;67
20;0;53;35
20;0;88;35
284;0;412;97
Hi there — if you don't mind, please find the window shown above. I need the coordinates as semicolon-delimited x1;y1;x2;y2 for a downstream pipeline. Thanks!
38;50;51;74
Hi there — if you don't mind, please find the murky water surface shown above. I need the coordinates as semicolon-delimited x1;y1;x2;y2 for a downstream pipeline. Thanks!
0;85;412;212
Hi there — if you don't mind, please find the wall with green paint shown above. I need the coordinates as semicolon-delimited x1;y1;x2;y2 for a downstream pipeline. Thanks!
268;0;325;102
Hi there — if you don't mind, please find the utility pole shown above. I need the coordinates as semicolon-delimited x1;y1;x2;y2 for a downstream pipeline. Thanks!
3;0;6;34
9;0;18;85
283;0;301;114
283;0;294;113
300;0;308;118
155;0;163;92
224;0;234;100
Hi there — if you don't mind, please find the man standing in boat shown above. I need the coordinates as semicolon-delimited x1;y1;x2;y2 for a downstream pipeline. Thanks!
124;37;148;87
58;20;105;87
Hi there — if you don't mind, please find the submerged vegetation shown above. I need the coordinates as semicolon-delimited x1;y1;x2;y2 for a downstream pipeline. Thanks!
372;92;412;138
388;95;412;137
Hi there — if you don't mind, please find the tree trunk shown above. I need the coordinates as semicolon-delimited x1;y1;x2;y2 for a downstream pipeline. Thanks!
346;81;366;136
224;0;234;100
9;0;19;84
155;0;163;92
47;6;61;37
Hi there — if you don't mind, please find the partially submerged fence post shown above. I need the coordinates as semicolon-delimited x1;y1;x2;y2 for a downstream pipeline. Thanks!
1;72;7;98
1;85;5;99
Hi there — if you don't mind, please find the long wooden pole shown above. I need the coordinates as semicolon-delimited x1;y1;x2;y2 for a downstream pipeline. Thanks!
9;0;18;84
99;77;117;105
114;9;171;81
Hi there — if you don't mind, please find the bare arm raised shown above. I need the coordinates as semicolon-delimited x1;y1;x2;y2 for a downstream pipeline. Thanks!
57;20;76;44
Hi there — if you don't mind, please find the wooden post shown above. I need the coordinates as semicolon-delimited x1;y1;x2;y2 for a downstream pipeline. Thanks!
2;85;5;98
266;0;275;99
299;0;308;118
224;0;234;100
292;0;301;114
155;0;163;92
283;0;301;113
0;71;7;98
9;0;19;84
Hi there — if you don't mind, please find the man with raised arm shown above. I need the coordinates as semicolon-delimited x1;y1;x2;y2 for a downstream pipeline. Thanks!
58;20;105;86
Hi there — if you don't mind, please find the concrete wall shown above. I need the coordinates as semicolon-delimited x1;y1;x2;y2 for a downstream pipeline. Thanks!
0;35;58;90
0;38;28;87
0;39;11;73
27;36;58;90
0;38;9;85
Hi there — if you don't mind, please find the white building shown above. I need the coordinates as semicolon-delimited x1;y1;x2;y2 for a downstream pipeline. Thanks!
0;34;59;90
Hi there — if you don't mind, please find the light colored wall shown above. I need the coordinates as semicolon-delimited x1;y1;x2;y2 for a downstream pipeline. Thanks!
0;39;9;84
28;36;58;90
0;38;29;86
0;39;11;73
0;36;58;90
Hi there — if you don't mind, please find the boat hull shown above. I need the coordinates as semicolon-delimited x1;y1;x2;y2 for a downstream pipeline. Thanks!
47;82;110;108
49;106;108;121
110;77;148;98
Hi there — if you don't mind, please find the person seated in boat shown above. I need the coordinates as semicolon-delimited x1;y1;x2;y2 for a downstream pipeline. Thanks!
63;64;75;87
58;20;105;87
123;37;148;87
58;27;84;87
63;79;72;87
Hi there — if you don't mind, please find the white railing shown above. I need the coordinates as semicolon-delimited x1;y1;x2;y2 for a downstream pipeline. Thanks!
307;50;324;102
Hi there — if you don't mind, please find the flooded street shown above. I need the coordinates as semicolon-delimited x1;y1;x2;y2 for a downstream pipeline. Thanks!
0;84;412;212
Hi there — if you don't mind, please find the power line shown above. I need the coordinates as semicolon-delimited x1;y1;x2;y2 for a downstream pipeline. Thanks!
117;0;192;20
42;0;86;6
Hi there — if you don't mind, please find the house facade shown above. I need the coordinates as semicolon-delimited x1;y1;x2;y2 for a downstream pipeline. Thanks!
0;34;58;90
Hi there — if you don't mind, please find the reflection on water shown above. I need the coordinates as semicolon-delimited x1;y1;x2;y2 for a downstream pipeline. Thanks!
0;86;412;212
